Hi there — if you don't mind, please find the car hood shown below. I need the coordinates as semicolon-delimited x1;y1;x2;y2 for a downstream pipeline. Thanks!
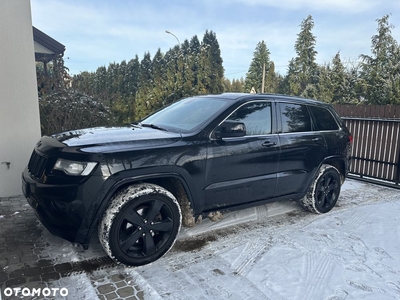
52;126;182;153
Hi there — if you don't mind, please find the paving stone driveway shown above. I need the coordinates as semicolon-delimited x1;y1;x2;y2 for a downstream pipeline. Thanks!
0;196;157;300
0;192;298;300
2;179;400;299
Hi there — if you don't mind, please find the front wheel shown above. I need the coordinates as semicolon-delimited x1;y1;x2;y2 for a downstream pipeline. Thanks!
98;183;182;266
298;164;341;214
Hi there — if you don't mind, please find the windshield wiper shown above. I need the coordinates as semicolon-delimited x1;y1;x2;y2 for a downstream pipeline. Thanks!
140;123;167;131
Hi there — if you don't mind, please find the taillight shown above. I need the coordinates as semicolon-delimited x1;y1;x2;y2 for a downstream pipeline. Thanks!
348;134;353;143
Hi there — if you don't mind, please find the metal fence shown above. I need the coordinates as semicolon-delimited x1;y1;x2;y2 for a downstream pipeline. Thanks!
333;104;400;187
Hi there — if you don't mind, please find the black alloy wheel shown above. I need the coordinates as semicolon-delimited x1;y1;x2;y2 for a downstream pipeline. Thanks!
314;170;340;213
298;164;341;214
99;183;181;266
115;196;175;259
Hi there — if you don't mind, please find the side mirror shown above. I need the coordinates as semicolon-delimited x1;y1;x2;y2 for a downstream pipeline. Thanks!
215;120;246;139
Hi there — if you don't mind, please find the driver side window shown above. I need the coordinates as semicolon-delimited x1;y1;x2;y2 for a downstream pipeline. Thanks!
227;101;272;136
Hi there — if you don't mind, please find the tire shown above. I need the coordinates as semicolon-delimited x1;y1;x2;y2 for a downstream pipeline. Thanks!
98;183;182;266
298;164;341;214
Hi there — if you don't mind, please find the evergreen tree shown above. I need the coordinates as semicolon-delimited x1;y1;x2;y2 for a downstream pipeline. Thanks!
118;56;140;123
152;48;167;109
287;15;318;97
181;39;196;97
164;45;182;103
94;66;108;103
314;63;333;102
189;36;201;93
231;78;245;92
135;52;154;118
222;77;232;92
198;30;224;94
344;61;365;104
71;71;94;96
330;52;352;103
264;61;278;93
284;58;301;95
245;41;271;93
360;14;400;104
107;62;121;103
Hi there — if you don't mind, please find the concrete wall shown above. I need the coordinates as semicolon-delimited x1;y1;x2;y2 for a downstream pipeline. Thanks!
0;1;41;197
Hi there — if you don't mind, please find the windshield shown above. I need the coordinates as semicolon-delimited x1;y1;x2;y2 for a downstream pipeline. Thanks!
140;97;230;133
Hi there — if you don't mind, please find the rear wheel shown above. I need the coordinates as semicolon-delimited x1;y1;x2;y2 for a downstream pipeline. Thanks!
298;164;341;214
99;183;181;266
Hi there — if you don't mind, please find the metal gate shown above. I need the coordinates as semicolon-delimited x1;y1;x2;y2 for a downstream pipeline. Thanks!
333;104;400;188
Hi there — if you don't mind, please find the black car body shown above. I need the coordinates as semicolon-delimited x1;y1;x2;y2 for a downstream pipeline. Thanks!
22;93;352;266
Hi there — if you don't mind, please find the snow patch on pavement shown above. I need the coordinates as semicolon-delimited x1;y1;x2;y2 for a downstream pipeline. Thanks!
33;179;400;299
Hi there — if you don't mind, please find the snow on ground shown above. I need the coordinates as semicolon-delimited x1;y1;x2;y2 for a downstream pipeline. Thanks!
38;179;400;299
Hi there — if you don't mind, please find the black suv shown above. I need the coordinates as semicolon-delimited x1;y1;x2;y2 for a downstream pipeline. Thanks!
22;93;352;266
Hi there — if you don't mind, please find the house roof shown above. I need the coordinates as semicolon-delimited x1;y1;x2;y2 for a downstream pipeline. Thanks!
33;26;65;62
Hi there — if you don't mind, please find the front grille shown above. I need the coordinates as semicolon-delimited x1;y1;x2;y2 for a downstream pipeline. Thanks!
28;150;48;179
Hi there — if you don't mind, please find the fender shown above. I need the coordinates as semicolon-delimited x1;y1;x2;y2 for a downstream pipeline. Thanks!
80;171;196;248
303;155;347;193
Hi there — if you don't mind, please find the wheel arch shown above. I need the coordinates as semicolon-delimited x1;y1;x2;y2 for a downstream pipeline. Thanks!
83;173;196;248
298;163;342;214
321;156;347;184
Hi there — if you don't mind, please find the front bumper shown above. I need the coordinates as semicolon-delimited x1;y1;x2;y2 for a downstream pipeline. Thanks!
22;167;96;245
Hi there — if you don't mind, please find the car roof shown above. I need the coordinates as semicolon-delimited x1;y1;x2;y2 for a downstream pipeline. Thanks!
199;93;330;106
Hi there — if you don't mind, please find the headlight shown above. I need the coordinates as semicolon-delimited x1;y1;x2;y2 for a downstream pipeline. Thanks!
53;159;98;176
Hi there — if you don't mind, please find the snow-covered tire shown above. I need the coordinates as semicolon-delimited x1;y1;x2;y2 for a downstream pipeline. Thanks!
298;164;341;214
98;183;182;266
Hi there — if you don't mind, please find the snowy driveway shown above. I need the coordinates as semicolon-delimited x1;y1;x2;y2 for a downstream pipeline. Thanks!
2;179;400;299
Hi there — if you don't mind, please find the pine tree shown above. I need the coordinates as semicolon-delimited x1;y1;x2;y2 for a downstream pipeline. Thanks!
360;14;400;104
231;78;245;92
181;39;195;97
315;63;333;102
198;30;224;94
329;52;352;103
244;41;271;93
285;58;301;95
94;66;108;104
189;36;201;93
287;15;318;97
152;48;167;110
163;45;183;103
122;56;140;122
135;52;154;118
264;61;278;93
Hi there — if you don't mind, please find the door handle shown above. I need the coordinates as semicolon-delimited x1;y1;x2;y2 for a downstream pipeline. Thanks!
262;141;277;147
312;137;321;142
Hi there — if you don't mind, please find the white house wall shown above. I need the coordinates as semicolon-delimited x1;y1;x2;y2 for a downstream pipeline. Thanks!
0;1;41;197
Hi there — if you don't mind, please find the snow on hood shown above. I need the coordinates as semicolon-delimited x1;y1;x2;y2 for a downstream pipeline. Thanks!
52;126;182;153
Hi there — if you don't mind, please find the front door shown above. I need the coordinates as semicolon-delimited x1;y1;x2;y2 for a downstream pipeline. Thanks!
204;101;280;210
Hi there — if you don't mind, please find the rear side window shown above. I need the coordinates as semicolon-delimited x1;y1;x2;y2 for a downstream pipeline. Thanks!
279;103;311;133
309;106;339;131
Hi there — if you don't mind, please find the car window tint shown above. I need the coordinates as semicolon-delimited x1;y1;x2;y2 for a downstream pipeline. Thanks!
279;103;311;133
227;102;272;135
309;106;339;131
142;97;230;133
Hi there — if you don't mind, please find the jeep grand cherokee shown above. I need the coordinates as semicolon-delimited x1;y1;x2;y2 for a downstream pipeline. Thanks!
22;93;352;266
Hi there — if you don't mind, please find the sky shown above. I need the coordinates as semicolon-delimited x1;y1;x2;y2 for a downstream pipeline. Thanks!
30;0;400;80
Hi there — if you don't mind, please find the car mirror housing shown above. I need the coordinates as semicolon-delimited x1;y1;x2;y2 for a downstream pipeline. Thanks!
215;120;246;139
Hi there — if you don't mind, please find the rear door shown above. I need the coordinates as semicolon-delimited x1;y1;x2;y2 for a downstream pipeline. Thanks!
204;100;280;210
275;102;327;197
308;105;350;157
